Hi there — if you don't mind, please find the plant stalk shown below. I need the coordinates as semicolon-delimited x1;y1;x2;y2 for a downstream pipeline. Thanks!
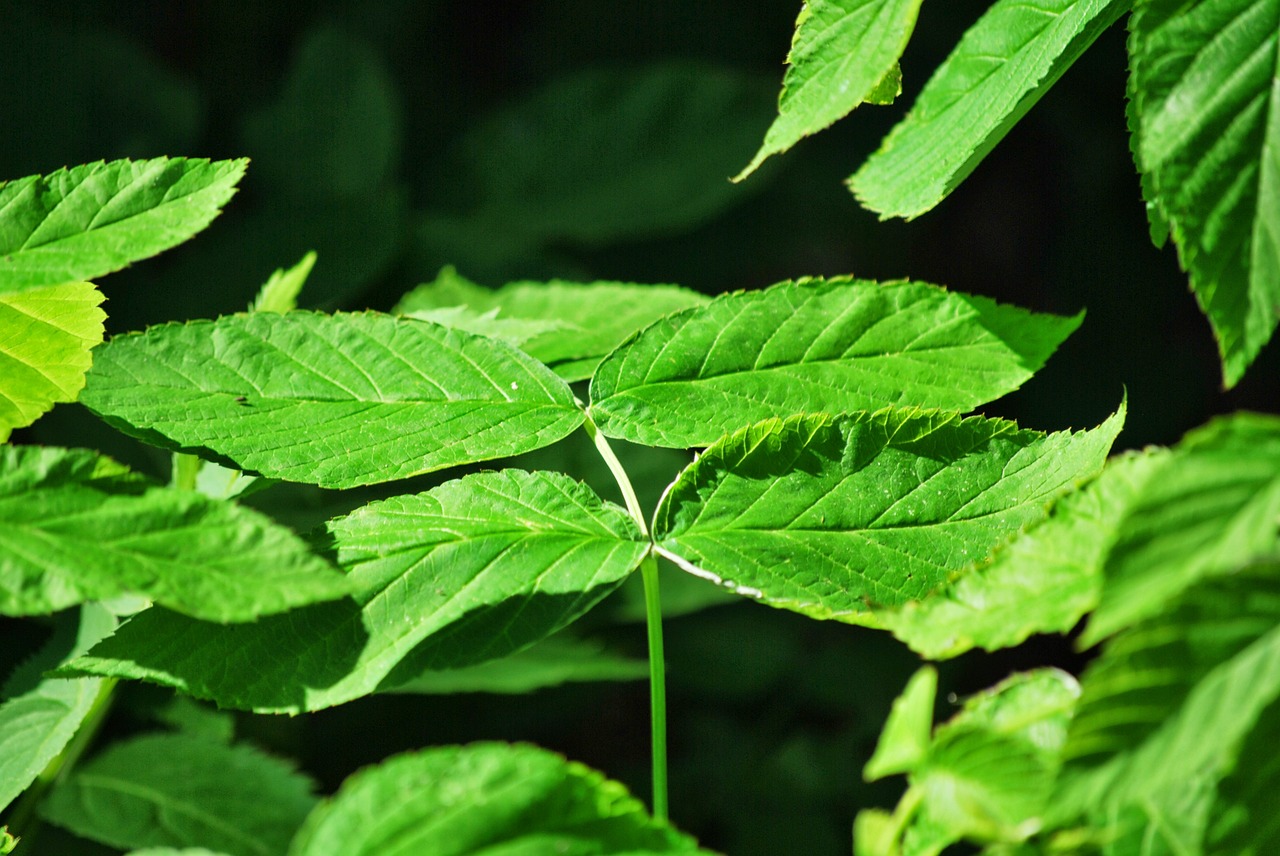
581;411;668;821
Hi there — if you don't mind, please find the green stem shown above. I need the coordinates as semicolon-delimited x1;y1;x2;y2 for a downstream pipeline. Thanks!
7;677;117;853
581;412;668;821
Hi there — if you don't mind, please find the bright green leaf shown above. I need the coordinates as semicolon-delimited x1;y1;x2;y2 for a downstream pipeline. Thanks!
652;407;1122;624
249;251;315;314
849;0;1128;220
288;743;706;855
880;448;1168;659
589;278;1082;448
127;850;233;856
736;0;924;180
0;605;114;813
381;635;647;695
1052;561;1280;843
1129;0;1280;386
0;446;349;621
40;734;316;856
0;281;105;439
67;470;647;713
864;666;938;781
395;269;710;382
0;158;247;294
1204;693;1280;855
80;311;584;489
1084;412;1280;644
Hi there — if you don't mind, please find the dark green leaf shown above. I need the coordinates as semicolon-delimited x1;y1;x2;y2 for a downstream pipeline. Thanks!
653;407;1122;624
67;471;647;712
41;734;316;856
590;278;1081;448
0;158;246;294
0;446;349;621
81;312;584;489
288;743;706;855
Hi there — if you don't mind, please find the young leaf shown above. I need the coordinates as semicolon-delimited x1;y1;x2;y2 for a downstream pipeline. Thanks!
66;470;648;713
288;743;707;855
395;270;710;382
40;733;317;856
652;407;1123;624
0;446;350;621
863;666;938;780
849;0;1128;220
380;635;648;695
735;0;925;180
0;158;247;294
0;605;114;814
0;281;105;439
879;448;1168;659
589;278;1081;448
80;311;584;489
860;669;1080;854
1051;561;1280;843
249;251;315;313
1129;0;1280;386
1083;412;1280;644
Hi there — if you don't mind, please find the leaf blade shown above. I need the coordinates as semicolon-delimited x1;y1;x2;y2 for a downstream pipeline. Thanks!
589;278;1081;448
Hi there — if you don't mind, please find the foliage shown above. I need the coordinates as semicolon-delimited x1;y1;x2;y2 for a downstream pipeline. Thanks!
0;4;1276;856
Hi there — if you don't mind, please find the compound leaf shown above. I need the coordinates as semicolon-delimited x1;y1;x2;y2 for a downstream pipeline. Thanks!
395;269;709;382
67;470;647;713
1084;412;1280;644
0;281;105;439
880;448;1168;659
1129;0;1280;386
652;406;1123;625
41;733;316;856
0;446;348;621
850;0;1128;219
0;605;114;814
0;158;246;294
736;0;925;180
589;278;1081;448
80;311;584;489
288;743;706;855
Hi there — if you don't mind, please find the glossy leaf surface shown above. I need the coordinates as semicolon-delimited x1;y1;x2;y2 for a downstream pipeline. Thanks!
0;158;246;294
288;743;706;855
81;312;584;489
68;471;647;712
0;446;348;621
653;407;1122;624
590;278;1081;448
0;281;105;438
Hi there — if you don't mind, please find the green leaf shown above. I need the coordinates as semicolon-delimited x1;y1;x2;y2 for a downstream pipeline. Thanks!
0;158;247;294
67;470;648;713
288;742;706;855
864;666;938;781
849;0;1128;220
239;26;400;199
1084;412;1280;644
861;669;1080;854
395;269;710;382
735;0;924;180
0;605;114;813
80;311;584;489
443;62;773;244
652;407;1123;624
1204;693;1280;855
40;733;316;856
381;635;648;695
249;251;315;314
127;850;233;856
0;445;349;621
1051;561;1280;843
589;278;1081;448
880;448;1168;659
1129;0;1280;386
0;281;106;439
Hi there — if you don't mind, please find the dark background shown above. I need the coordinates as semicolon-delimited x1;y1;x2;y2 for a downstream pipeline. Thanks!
5;2;1277;853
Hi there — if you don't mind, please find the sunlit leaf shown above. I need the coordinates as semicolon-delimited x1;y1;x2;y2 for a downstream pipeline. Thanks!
249;251;315;314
